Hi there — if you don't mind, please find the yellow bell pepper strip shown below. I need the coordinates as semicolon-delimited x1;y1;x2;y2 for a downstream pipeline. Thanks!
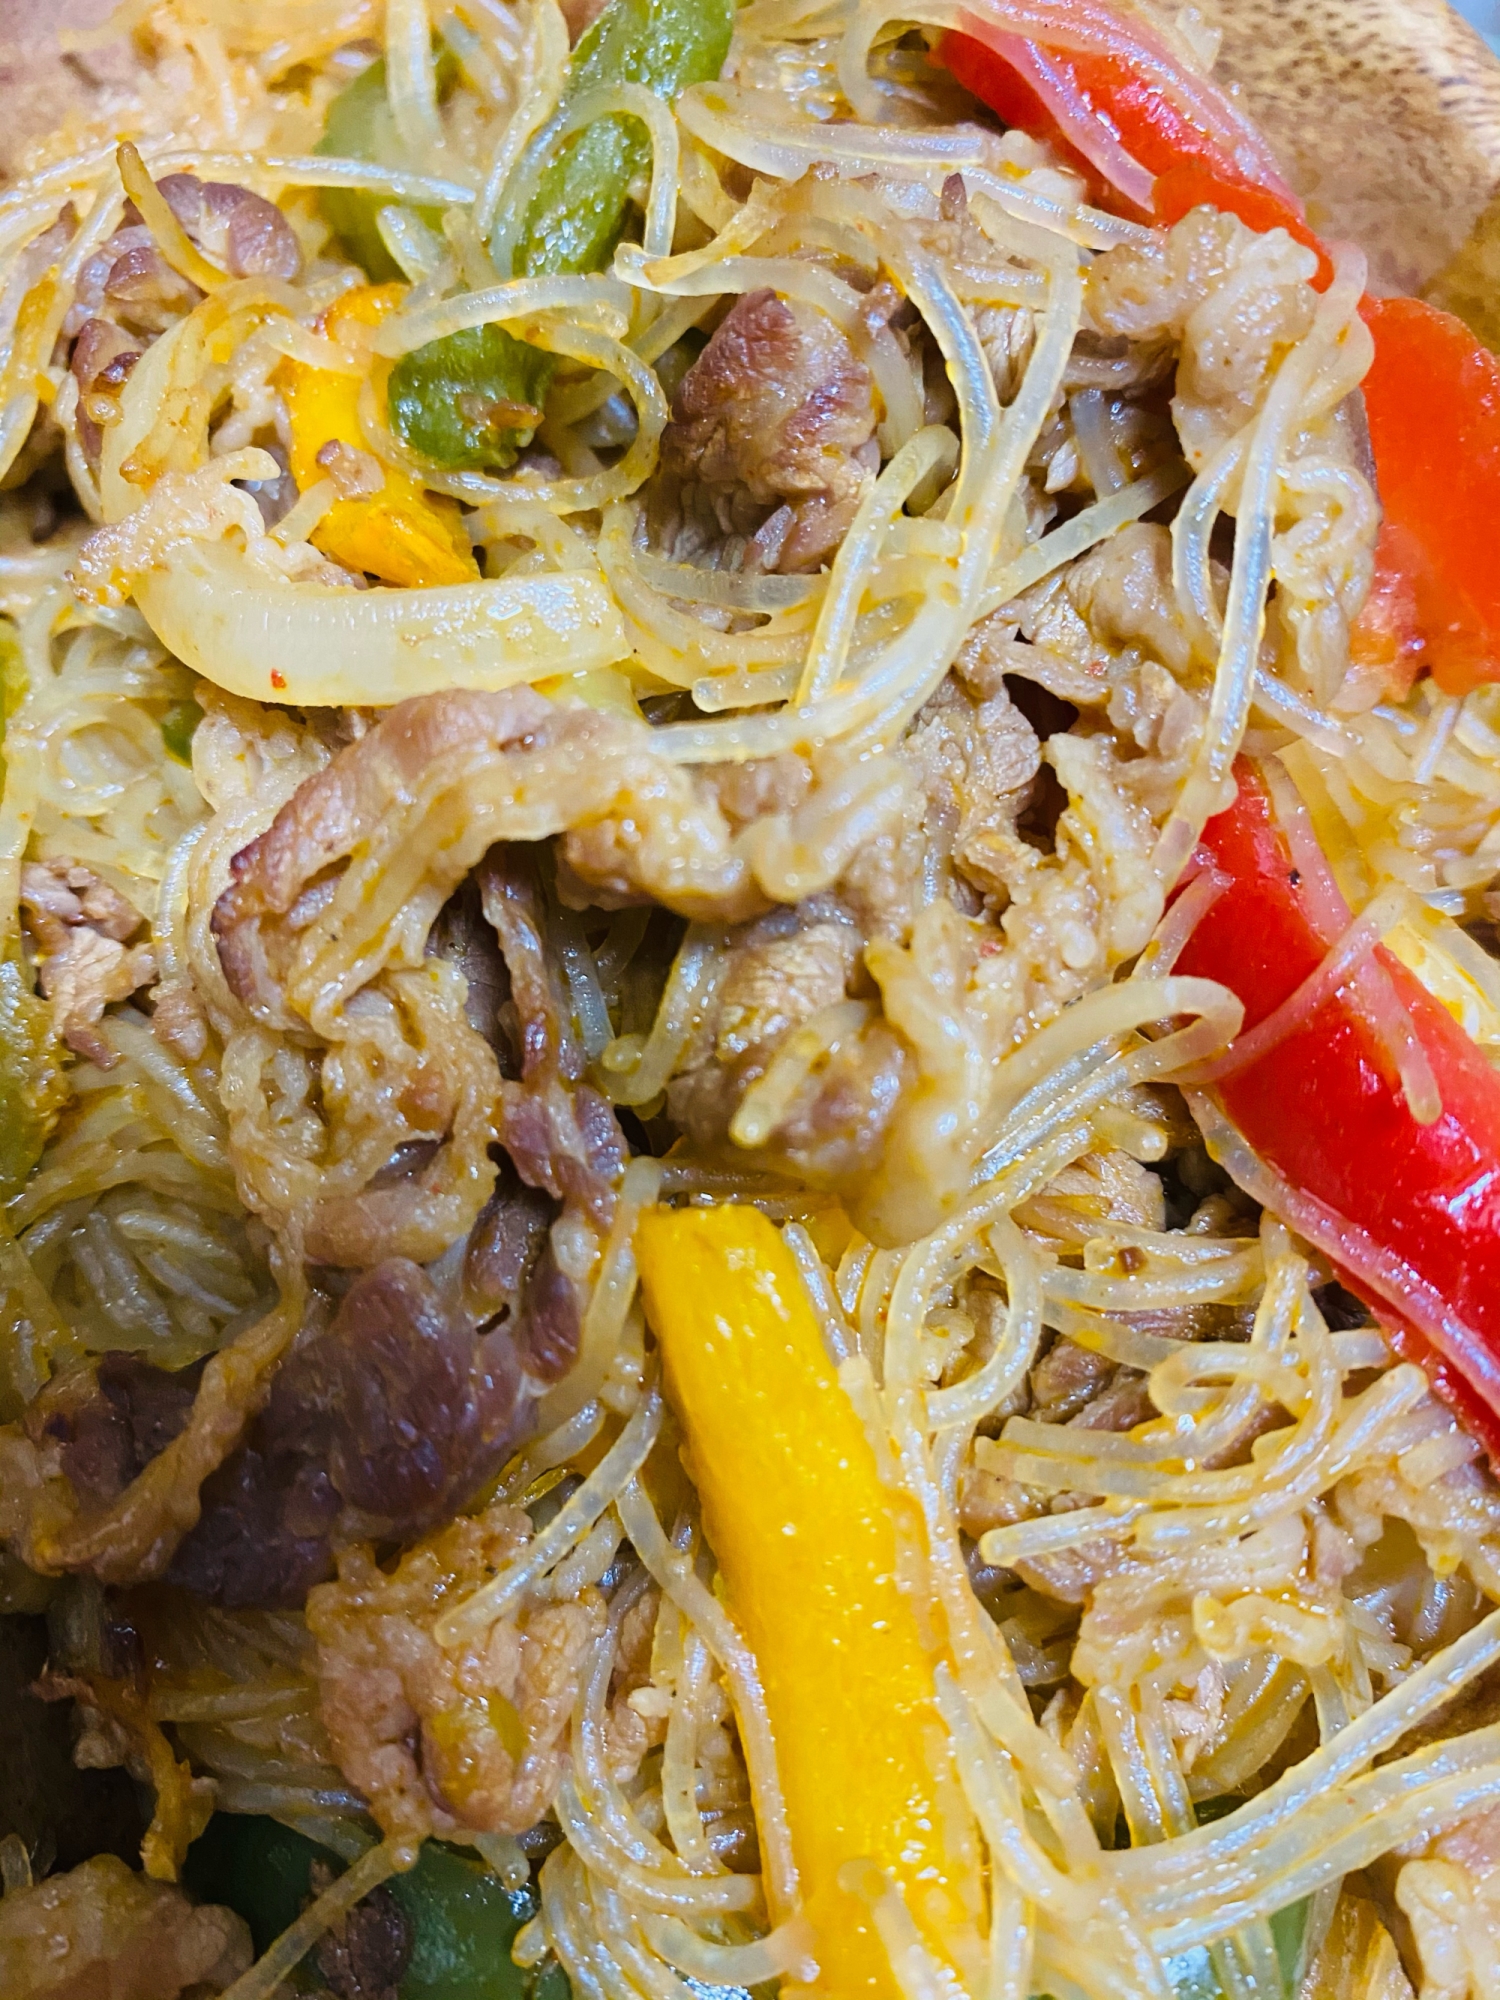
280;283;478;588
635;1202;981;2000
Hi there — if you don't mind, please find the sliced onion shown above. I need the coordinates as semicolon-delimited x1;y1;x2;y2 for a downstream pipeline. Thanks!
955;0;1296;203
1180;882;1412;1087
135;541;629;708
1187;1089;1500;1422
987;31;1156;211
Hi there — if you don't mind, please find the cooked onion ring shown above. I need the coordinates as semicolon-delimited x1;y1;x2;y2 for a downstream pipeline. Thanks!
135;542;630;707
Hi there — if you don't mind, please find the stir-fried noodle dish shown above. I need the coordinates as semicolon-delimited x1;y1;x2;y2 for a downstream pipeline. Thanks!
11;0;1500;1994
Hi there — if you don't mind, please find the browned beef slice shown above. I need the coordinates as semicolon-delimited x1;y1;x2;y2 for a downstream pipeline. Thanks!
166;1260;535;1607
655;287;878;575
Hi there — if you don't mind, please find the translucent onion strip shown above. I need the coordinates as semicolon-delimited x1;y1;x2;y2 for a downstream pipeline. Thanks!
134;542;629;708
971;31;1155;209
915;0;1291;192
1190;1089;1500;1424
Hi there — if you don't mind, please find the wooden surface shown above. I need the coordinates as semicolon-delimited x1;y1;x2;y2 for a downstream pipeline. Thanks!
1198;0;1500;293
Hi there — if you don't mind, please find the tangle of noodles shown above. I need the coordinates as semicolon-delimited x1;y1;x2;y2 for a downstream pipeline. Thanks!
1;4;1499;1999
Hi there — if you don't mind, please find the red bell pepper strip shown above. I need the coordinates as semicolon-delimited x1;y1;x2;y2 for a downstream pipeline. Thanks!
1150;159;1331;287
1353;295;1500;698
1174;762;1500;1457
936;20;1329;280
939;13;1500;1439
939;17;1500;693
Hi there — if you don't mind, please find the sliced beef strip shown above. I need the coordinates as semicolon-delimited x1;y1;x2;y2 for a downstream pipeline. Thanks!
164;1440;341;1611
33;1259;538;1611
652;286;879;576
166;1259;535;1607
512;1233;586;1386
36;1353;206;1510
18;857;156;1067
70;317;141;466
475;846;630;1387
268;1258;526;1527
478;847;583;1086
463;1155;585;1388
155;173;303;282
664;895;910;1195
462;1159;555;1324
77;224;202;337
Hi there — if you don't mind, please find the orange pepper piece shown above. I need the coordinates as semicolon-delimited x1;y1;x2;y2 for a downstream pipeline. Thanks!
281;282;477;589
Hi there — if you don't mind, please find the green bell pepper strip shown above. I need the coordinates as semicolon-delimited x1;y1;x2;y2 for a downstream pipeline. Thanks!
316;54;458;282
516;0;736;280
183;1814;571;1997
387;321;554;474
161;696;202;766
182;1813;1306;1996
381;0;735;473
